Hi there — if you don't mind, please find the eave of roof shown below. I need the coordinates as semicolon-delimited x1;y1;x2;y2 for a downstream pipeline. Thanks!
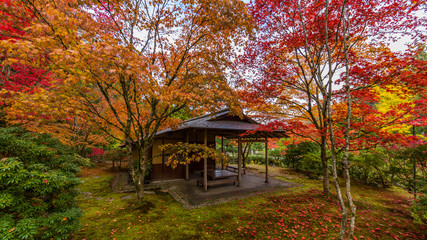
155;109;288;138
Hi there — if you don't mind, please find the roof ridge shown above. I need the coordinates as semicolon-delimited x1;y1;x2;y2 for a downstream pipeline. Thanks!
182;108;229;123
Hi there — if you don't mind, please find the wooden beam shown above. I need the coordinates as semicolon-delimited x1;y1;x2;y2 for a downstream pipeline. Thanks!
161;139;165;182
265;135;269;183
238;136;242;186
154;137;187;140
204;129;208;192
241;139;268;143
221;136;224;169
185;131;189;181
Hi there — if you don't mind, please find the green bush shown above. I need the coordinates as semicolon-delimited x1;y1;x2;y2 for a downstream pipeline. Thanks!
297;152;323;179
347;144;426;223
398;144;427;191
406;144;427;225
349;144;427;190
411;177;427;225
0;127;82;239
247;155;264;165
283;141;321;178
246;155;277;166
283;141;320;169
349;149;392;188
269;148;285;167
103;148;127;168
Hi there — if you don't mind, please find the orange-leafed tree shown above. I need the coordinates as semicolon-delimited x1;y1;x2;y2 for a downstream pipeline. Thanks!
0;0;50;124
0;0;109;153
1;0;251;202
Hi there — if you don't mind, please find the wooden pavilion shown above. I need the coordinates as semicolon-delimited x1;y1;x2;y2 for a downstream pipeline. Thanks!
146;109;288;191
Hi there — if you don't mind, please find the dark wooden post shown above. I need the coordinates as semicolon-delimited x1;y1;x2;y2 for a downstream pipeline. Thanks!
161;139;165;181
265;135;269;183
204;129;208;191
238;136;242;186
185;131;190;181
221;136;224;169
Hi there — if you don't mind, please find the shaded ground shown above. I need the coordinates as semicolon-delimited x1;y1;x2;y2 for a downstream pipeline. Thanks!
112;169;299;208
73;164;426;240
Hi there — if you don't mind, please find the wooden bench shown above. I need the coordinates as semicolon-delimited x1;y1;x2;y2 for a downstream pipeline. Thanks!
199;169;216;177
197;178;236;189
226;165;246;174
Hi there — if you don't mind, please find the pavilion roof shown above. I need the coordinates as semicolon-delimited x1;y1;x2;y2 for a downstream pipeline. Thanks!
156;109;288;139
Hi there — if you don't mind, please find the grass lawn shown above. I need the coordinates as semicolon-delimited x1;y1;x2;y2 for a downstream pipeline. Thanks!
72;164;425;239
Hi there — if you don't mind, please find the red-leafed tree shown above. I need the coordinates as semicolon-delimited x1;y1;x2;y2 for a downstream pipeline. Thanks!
0;0;51;124
0;0;109;152
239;0;426;238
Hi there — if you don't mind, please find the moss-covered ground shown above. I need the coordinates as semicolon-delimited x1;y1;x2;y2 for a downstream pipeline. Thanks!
71;164;425;239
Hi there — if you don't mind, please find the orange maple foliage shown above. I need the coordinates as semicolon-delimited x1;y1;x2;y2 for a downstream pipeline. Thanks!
0;0;252;201
0;0;109;152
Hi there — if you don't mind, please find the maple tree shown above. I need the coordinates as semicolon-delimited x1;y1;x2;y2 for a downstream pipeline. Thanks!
0;0;50;125
374;85;415;134
160;142;230;169
0;0;109;153
5;88;110;154
1;0;251;202
240;0;426;238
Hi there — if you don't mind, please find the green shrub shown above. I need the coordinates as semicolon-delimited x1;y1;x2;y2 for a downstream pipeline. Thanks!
283;141;320;169
103;148;127;168
347;144;426;223
269;148;285;167
297;152;322;179
349;149;391;188
0;127;82;239
411;177;427;225
283;141;321;178
406;144;427;225
246;155;277;166
247;155;264;165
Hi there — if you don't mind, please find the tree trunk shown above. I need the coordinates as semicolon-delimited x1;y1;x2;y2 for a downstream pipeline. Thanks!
342;3;356;236
125;135;148;203
328;111;347;240
125;136;140;201
320;136;331;196
134;166;146;203
324;0;355;238
343;157;356;238
132;145;151;203
243;143;250;169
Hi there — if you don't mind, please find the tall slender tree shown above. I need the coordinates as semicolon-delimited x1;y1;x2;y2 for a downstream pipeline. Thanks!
240;0;425;238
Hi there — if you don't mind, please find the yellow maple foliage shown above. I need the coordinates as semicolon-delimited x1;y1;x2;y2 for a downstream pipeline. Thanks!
373;85;415;134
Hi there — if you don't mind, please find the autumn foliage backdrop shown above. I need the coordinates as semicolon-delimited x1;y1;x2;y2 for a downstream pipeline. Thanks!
0;0;426;239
